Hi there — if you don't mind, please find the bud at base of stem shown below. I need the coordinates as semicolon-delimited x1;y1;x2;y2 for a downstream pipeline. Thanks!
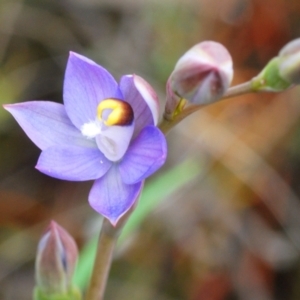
35;222;79;299
33;285;82;300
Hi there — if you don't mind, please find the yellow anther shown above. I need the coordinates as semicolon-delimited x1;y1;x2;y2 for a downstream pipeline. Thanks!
97;98;134;126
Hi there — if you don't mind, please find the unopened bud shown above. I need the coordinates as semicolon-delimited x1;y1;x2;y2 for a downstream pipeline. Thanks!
278;38;300;85
167;41;233;109
34;221;81;300
251;38;300;92
251;57;291;92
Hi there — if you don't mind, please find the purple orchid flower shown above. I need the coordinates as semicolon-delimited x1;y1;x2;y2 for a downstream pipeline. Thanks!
4;52;167;225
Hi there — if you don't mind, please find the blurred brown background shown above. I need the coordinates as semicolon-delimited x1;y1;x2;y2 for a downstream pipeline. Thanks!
1;0;300;299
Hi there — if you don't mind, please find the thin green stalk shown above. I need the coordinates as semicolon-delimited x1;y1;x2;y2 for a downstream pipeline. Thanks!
85;219;120;300
159;80;254;134
222;81;253;99
159;104;199;134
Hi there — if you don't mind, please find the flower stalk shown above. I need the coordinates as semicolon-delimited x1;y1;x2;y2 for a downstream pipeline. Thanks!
160;81;254;134
222;81;253;99
85;219;121;300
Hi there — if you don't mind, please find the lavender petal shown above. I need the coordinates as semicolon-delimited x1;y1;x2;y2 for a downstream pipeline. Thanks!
4;101;94;150
89;165;143;225
119;125;167;184
119;75;159;137
64;52;123;129
36;145;112;181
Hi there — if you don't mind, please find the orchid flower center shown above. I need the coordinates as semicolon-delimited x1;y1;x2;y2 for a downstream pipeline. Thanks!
81;98;134;162
97;98;134;126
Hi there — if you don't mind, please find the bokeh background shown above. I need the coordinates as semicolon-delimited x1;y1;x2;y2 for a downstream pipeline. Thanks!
1;0;300;299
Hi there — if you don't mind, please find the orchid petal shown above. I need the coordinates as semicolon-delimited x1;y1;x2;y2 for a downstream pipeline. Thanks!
95;122;134;162
36;146;112;181
4;101;94;150
134;75;159;125
63;52;122;129
119;75;159;136
89;165;143;225
119;125;167;184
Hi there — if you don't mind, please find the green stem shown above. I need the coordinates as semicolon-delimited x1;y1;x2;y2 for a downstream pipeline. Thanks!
159;80;254;134
159;104;198;134
222;81;254;99
85;219;120;300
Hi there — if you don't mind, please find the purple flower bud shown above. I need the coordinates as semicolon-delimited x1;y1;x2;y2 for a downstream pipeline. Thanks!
35;221;78;295
168;41;233;107
278;38;300;85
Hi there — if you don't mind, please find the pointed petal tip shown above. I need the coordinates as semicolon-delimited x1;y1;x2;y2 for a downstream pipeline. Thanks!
68;51;79;62
68;50;81;57
35;163;42;172
3;104;12;113
3;102;20;111
88;196;127;226
88;169;143;226
67;51;85;63
35;162;47;176
3;103;29;117
90;203;130;227
101;186;143;227
68;51;89;63
67;51;102;69
49;220;58;228
47;220;59;234
40;220;57;235
107;216;120;227
88;198;123;227
4;102;41;113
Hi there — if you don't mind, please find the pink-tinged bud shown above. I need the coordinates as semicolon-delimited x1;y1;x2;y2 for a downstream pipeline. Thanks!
35;221;78;295
278;38;300;85
168;41;233;107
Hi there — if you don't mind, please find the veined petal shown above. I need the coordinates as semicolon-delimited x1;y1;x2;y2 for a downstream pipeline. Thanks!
4;101;93;150
89;166;143;225
63;52;122;129
119;75;159;136
95;122;134;162
119;125;167;184
36;145;112;181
